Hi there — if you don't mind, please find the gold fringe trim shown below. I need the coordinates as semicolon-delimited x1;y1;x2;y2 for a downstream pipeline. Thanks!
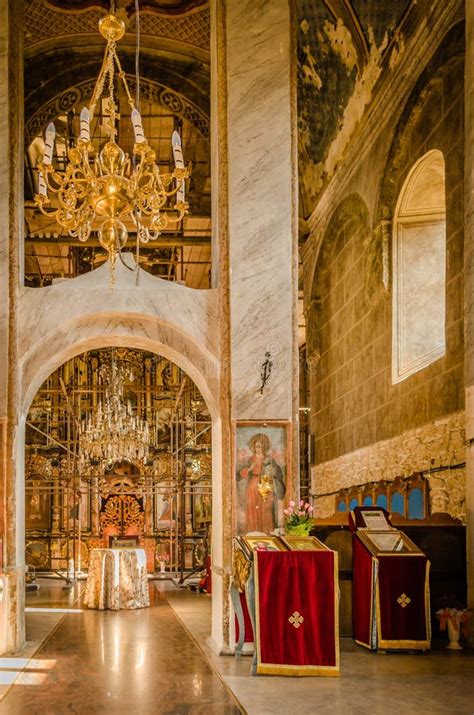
378;639;430;650
256;663;340;677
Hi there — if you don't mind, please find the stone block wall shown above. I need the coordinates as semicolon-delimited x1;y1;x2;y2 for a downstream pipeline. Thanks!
312;411;465;518
309;58;464;480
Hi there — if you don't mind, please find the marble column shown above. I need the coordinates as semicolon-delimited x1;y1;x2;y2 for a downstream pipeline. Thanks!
0;0;24;655
211;0;298;652
465;0;474;627
226;0;298;423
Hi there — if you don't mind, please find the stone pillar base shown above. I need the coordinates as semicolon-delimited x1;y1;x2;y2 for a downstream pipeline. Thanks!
0;568;25;655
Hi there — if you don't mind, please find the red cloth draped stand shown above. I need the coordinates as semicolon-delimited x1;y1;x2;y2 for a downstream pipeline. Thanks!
254;550;340;676
351;506;431;651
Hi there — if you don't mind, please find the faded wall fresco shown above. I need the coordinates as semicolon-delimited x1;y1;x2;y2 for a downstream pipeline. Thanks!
297;0;411;219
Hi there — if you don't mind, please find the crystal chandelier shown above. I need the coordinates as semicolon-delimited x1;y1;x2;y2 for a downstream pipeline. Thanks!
34;12;189;282
79;352;151;470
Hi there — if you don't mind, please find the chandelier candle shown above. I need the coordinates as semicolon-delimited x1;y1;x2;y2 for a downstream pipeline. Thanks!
37;170;47;196
131;108;146;144
172;130;185;202
43;122;56;165
79;107;90;143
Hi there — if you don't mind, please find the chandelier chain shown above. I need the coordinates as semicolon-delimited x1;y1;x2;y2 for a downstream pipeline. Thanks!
107;42;117;141
89;50;109;120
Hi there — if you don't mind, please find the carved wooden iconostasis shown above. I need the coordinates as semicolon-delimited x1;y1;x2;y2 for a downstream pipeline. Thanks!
25;347;212;578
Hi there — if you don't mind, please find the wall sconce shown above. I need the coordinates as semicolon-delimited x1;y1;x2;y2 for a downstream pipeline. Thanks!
259;351;273;394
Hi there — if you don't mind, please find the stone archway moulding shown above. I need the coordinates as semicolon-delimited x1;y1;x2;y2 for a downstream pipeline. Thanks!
306;192;370;307
19;256;219;416
21;314;219;419
26;75;210;144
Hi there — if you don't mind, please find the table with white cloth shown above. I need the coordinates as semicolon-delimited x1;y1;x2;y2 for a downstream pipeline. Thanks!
84;548;150;610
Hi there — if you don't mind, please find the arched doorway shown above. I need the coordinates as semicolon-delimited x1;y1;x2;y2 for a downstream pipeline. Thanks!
24;346;213;626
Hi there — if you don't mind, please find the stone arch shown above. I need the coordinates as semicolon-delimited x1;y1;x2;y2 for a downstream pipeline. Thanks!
308;193;370;303
307;193;370;366
16;310;224;649
392;149;446;383
313;193;369;283
21;313;218;419
26;75;210;145
25;47;209;136
375;21;464;226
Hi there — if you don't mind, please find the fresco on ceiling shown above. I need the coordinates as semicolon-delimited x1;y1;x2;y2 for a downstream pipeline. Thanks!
44;0;207;15
297;0;411;221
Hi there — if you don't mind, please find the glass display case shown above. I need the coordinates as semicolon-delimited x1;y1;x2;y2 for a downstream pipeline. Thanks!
357;529;422;555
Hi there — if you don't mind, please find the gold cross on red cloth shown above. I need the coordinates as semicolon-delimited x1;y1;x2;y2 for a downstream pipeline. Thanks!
397;593;411;608
288;611;304;628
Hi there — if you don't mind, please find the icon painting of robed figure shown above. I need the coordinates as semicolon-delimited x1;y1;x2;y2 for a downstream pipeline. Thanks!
235;425;288;535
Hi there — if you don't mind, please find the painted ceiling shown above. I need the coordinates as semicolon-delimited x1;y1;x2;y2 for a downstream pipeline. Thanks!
44;0;207;15
297;0;413;221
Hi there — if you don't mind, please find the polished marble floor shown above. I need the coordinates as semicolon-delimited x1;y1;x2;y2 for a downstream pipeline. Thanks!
1;581;241;714
167;587;474;715
1;580;474;714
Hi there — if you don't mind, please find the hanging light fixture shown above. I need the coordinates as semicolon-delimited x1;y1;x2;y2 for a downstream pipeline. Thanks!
79;350;151;471
34;11;189;283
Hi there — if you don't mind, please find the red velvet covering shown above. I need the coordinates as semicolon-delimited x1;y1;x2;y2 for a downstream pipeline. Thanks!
352;536;375;648
352;531;430;650
254;550;339;676
235;592;254;643
377;554;430;647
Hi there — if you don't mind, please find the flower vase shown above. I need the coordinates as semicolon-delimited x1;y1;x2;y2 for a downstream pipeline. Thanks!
447;617;463;650
285;523;311;537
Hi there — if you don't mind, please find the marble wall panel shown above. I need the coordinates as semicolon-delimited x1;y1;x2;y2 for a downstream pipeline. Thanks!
0;6;8;416
19;256;219;420
226;0;296;420
19;255;218;364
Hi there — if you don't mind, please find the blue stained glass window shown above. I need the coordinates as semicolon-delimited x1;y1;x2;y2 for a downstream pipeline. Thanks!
376;494;387;509
349;498;358;511
408;488;424;519
363;496;373;506
337;500;346;512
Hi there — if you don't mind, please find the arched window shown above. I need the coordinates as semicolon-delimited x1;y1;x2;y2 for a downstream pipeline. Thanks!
392;150;446;383
391;491;404;516
408;488;424;520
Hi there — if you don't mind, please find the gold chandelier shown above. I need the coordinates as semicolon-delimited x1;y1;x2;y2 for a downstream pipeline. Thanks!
79;351;151;472
34;13;190;282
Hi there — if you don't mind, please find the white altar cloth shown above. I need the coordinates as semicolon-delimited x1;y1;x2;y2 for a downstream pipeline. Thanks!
84;548;150;610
